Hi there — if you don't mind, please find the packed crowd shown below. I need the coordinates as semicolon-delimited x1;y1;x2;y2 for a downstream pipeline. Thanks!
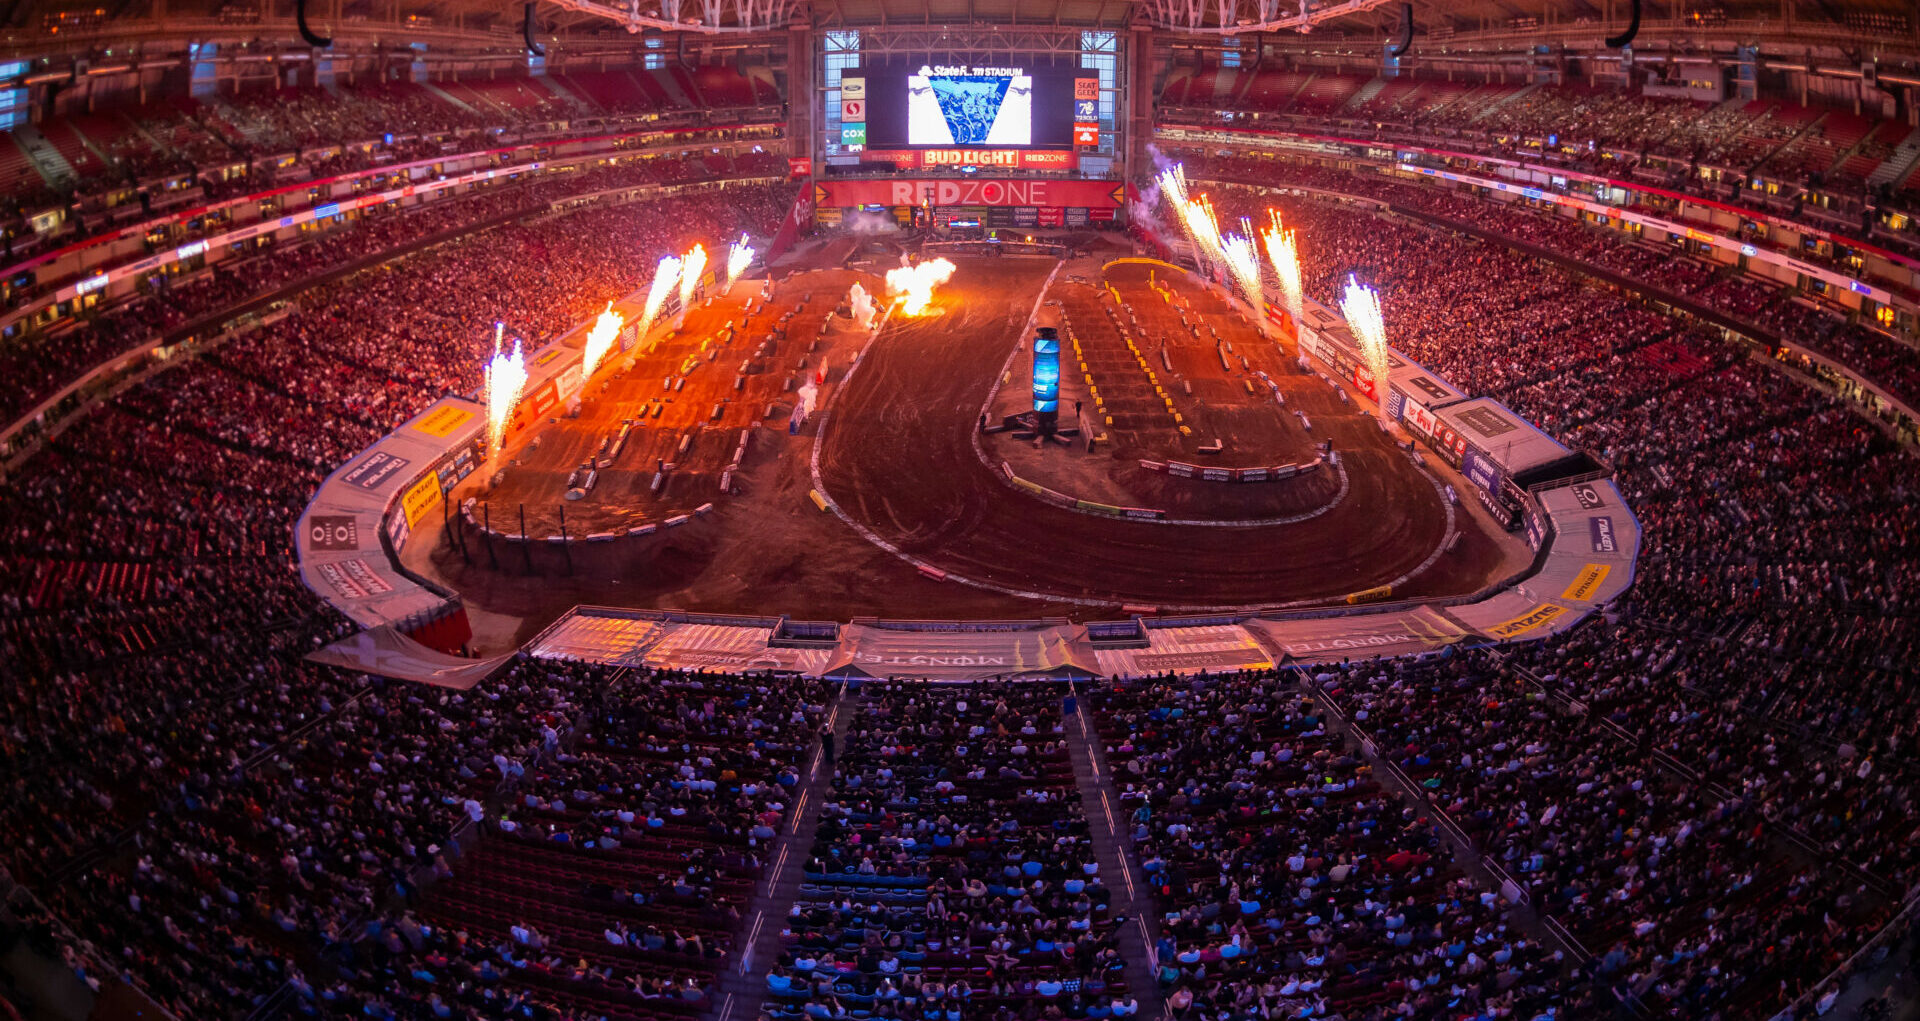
1129;164;1920;1015
0;177;793;1020
1097;675;1578;1021
0;149;789;427
2;70;786;285
2;70;1918;1021
304;672;827;1020
1155;73;1920;252
1315;651;1889;1018
775;684;1136;1021
1180;154;1920;413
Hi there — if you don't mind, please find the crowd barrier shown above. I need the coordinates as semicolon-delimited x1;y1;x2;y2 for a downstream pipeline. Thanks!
1000;461;1166;520
1139;456;1324;484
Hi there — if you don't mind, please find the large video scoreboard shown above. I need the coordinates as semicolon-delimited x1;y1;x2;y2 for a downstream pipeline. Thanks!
839;63;1101;158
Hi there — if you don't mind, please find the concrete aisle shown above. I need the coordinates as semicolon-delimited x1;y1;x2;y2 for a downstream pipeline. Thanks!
1063;688;1166;1021
710;683;855;1021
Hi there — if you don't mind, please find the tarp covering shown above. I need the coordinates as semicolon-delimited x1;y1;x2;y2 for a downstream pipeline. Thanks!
1447;589;1590;643
307;626;516;688
1244;606;1471;664
822;623;1096;680
1431;398;1574;482
1521;480;1640;608
295;396;487;629
1090;625;1274;677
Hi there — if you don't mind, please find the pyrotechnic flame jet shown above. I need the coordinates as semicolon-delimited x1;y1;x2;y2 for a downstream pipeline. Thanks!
726;234;755;289
1261;210;1303;326
1221;232;1264;311
884;257;957;317
678;244;708;324
1340;274;1393;423
636;255;683;343
578;302;625;389
485;325;529;458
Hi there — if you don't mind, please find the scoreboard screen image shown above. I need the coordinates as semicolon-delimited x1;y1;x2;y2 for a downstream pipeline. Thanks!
848;64;1093;149
908;72;1032;145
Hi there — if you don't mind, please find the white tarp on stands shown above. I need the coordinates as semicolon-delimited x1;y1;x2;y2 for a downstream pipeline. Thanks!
644;623;834;674
1091;625;1274;677
1448;588;1590;643
1243;605;1472;664
1520;479;1641;609
527;611;832;673
295;396;485;629
528;612;672;665
307;625;515;689
824;622;1096;680
1431;398;1574;488
1385;359;1469;440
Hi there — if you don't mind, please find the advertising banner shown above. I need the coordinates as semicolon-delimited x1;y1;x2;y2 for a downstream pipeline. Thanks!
815;178;1122;209
306;515;361;552
401;472;443;528
343;451;410;491
1589;515;1620;555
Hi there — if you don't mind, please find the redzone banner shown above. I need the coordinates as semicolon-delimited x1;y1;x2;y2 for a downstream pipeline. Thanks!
858;149;1078;171
816;179;1122;209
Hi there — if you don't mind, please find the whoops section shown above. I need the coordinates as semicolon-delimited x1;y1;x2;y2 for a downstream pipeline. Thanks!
1058;280;1193;443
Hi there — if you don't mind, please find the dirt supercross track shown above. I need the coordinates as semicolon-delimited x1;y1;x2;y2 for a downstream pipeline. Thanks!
412;250;1512;636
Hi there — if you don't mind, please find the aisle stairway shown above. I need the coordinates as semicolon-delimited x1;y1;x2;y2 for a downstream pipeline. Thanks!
714;684;851;1021
1063;686;1167;1019
1872;126;1920;190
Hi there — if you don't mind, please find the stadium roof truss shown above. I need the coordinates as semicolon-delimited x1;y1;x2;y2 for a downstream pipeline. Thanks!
1144;0;1402;34
848;24;1111;56
541;0;802;33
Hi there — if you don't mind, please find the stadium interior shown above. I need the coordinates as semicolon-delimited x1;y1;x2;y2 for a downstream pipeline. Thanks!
2;0;1920;1020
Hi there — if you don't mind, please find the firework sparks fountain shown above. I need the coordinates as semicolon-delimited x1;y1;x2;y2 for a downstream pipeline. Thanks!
676;244;708;328
1340;275;1393;424
635;255;682;343
577;302;626;393
484;323;530;459
1220;231;1266;324
884;257;956;317
725;234;754;292
1260;211;1303;328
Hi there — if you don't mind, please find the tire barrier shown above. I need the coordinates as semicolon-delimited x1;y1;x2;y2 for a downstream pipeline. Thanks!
1346;584;1394;605
460;506;710;545
1142;455;1325;484
1002;461;1167;520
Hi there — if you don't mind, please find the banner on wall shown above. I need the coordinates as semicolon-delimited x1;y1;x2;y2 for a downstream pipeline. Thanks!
814;179;1122;209
857;148;1078;171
